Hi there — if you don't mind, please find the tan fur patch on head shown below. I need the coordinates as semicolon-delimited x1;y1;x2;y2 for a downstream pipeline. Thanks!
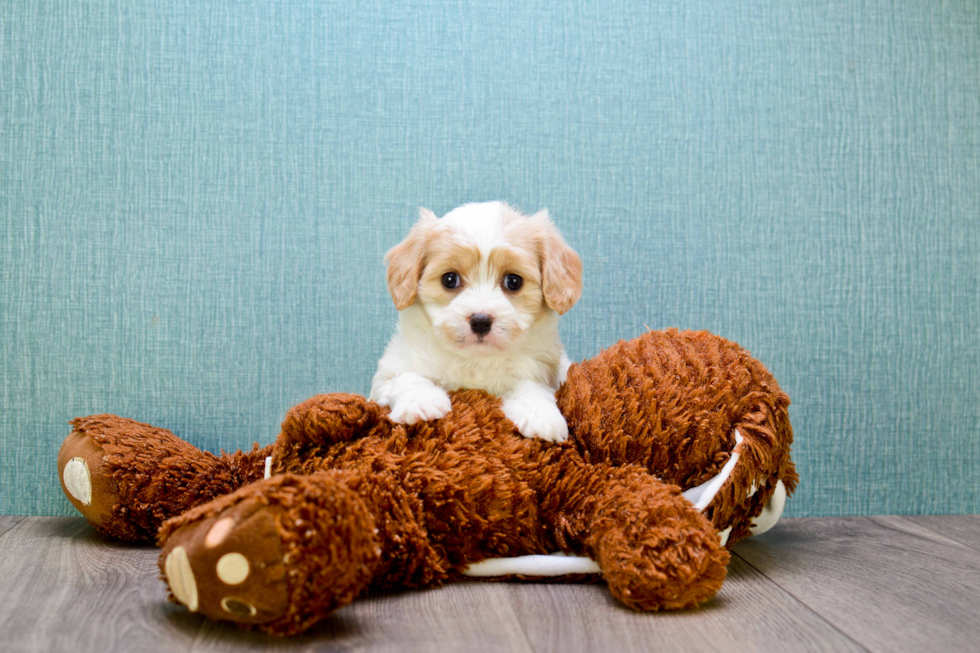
393;203;579;333
416;230;546;312
420;239;481;287
507;210;582;315
385;208;439;310
487;245;540;286
417;238;481;308
487;244;545;314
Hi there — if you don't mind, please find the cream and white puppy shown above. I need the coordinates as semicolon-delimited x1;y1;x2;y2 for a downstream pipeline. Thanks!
370;201;583;442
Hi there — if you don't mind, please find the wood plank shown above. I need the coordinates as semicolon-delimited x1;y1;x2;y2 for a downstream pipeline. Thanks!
193;558;860;653
0;517;536;653
734;516;980;653
504;556;865;653
2;516;859;653
903;514;980;553
8;516;980;652
0;516;26;539
184;582;536;653
0;517;205;653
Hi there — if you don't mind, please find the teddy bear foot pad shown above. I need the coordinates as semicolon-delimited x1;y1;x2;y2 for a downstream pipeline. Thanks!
58;428;122;530
160;496;291;626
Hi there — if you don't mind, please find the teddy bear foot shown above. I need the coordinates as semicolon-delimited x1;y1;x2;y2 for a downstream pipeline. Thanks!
160;495;292;627
158;472;383;635
58;422;124;533
59;415;273;542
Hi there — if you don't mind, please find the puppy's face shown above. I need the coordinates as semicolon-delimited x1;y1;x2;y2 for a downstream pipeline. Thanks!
385;202;582;355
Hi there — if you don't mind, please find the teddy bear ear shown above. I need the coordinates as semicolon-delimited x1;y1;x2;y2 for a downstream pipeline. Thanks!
531;210;583;315
385;208;438;310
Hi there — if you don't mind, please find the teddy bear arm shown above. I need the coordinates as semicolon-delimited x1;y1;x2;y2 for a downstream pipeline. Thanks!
277;393;392;450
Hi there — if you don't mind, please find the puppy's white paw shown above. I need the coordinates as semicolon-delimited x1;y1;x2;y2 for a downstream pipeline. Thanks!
388;386;452;425
502;396;569;442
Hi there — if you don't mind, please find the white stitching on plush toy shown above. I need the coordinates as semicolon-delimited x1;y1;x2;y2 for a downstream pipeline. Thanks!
464;552;601;577
681;430;744;510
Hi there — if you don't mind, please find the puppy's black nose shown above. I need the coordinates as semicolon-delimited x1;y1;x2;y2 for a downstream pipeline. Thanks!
469;313;493;336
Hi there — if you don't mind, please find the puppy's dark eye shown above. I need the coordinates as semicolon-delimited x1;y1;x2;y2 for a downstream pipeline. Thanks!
503;274;523;292
442;272;461;289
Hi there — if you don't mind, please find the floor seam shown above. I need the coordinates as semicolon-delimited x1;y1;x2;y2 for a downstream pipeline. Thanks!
0;516;27;542
732;549;874;653
887;515;980;554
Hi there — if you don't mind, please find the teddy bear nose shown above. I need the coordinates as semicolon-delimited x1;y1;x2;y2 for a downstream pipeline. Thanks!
469;313;493;336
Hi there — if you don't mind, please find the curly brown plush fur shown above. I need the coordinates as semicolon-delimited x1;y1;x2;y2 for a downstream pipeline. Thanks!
58;329;796;636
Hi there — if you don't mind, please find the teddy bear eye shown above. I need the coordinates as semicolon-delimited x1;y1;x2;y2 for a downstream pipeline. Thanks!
503;274;523;292
442;272;461;289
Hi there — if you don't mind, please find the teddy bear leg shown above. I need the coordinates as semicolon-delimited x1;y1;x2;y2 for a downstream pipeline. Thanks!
157;470;445;636
58;415;271;542
554;464;730;611
687;428;797;547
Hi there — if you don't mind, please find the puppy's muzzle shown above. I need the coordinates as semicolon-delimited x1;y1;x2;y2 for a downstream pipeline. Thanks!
469;313;493;336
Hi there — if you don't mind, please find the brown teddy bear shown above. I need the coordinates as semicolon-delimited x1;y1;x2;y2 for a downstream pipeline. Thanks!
57;329;797;636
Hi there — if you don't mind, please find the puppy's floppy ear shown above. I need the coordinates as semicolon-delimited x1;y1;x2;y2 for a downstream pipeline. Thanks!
531;209;583;315
385;208;438;310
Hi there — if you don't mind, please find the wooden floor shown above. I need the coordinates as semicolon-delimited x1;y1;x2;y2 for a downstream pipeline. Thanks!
0;515;977;652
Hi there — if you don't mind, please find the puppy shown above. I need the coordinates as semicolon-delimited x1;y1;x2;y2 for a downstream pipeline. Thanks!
370;201;583;441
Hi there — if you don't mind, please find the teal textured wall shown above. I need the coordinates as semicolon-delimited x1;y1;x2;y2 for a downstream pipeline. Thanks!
2;1;978;517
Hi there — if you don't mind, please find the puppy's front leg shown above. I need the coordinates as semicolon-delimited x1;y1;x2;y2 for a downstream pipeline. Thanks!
502;380;569;442
370;371;452;425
